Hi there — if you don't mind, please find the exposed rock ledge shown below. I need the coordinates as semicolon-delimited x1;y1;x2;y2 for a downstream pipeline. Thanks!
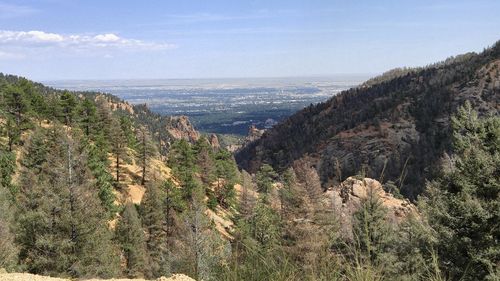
321;177;417;238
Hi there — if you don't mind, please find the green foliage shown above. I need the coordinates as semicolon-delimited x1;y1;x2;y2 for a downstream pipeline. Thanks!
256;164;278;194
352;186;392;264
59;91;77;125
120;115;138;149
16;128;120;278
137;127;157;185
0;149;16;196
249;199;282;250
422;102;500;280
213;149;239;208
169;139;197;181
76;99;97;136
168;139;199;200
0;161;18;271
140;183;171;278
115;203;147;278
86;140;117;216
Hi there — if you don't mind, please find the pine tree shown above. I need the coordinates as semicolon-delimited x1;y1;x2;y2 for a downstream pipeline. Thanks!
183;185;225;281
59;91;77;125
0;149;16;195
351;181;392;265
193;137;216;186
213;149;239;208
116;203;147;278
110;117;128;185
85;139;117;217
423;102;500;280
0;188;17;271
5;117;18;151
249;197;282;250
168;139;198;201
168;139;197;184
141;183;170;278
120;115;138;149
3;84;30;128
255;164;278;195
137;126;156;185
77;99;97;136
16;127;120;278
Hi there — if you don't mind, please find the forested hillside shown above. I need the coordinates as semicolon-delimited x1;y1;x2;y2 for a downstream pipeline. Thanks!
0;41;499;281
236;41;500;199
0;74;242;280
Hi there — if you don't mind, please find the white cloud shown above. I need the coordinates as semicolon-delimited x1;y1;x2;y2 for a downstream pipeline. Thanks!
94;33;120;42
0;30;176;52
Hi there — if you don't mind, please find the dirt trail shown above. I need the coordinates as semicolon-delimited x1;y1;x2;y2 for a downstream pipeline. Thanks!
0;273;195;281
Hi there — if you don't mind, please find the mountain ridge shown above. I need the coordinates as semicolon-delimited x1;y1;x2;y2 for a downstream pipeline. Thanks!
236;40;500;198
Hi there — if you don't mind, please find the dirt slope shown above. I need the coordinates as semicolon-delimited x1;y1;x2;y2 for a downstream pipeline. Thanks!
0;273;195;281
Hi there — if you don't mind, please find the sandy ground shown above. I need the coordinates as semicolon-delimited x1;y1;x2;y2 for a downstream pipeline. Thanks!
0;273;195;281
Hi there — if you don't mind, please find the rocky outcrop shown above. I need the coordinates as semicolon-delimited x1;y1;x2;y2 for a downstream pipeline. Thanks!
209;134;220;149
322;177;417;238
246;125;264;143
166;116;200;143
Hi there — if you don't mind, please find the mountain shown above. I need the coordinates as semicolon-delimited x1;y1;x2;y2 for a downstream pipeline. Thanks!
236;41;500;199
0;73;241;280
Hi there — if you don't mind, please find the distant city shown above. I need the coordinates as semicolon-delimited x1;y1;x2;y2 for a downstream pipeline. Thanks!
46;76;369;135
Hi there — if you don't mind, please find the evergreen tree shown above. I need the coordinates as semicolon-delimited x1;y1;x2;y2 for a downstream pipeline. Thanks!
193;137;216;185
351;182;392;265
3;116;20;151
3;84;30;128
0;189;17;271
59;91;77;126
137;126;156;185
16;128;120;278
249;199;282;250
163;179;184;237
120;115;138;149
0;149;16;195
85;139;117;217
213;149;239;208
255;164;278;195
183;185;225;281
116;203;147;278
168;139;197;183
110;117;128;185
423;102;500;280
141;183;170;278
77;99;97;136
168;140;198;200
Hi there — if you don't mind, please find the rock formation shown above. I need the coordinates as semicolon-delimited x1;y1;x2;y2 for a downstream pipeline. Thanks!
322;177;417;238
246;124;264;143
209;133;220;149
166;116;200;143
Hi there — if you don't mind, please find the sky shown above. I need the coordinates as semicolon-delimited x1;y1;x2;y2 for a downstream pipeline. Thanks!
0;0;499;80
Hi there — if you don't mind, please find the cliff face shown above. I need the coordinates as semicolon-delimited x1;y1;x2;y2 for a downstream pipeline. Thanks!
166;115;200;143
236;42;500;199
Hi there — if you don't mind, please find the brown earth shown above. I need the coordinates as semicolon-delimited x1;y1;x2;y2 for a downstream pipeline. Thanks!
0;273;195;281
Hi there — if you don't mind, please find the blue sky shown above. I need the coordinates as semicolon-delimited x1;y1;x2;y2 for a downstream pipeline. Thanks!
0;0;499;80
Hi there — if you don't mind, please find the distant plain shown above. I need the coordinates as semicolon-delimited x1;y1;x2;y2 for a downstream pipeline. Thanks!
47;75;369;135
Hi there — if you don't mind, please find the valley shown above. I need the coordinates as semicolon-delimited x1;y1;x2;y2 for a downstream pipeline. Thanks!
46;76;368;135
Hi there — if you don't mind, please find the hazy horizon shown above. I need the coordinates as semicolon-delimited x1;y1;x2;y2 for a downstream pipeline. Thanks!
1;0;499;80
